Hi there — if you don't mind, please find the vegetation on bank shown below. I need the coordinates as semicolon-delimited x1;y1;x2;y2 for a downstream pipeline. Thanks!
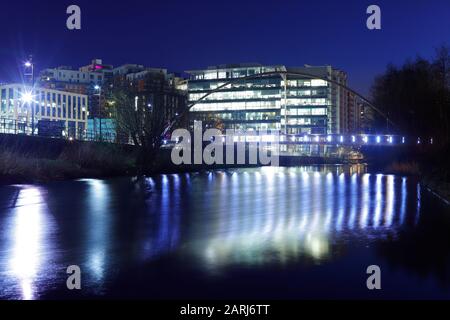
0;135;137;184
384;161;421;176
370;45;450;203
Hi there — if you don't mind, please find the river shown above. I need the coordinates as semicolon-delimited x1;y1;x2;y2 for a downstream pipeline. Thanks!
1;165;450;299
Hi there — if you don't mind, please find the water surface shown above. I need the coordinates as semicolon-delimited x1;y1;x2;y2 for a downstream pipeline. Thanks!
1;166;450;299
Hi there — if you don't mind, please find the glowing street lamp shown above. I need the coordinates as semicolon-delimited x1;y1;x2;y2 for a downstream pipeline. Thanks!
94;85;103;140
21;92;33;104
21;90;35;135
23;58;34;84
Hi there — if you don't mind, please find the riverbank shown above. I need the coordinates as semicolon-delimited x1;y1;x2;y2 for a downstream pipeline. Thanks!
375;144;450;205
0;134;137;184
0;134;264;184
2;134;450;206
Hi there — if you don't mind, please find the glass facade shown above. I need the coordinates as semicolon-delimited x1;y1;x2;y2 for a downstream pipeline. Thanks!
187;64;346;134
188;65;283;131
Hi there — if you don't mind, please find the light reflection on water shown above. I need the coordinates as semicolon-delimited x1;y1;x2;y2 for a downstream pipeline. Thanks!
82;179;111;290
190;167;418;269
0;165;445;299
0;186;58;300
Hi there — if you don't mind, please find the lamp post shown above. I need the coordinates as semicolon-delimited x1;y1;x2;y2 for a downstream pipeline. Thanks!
94;84;102;141
24;59;34;84
24;58;35;135
21;91;34;135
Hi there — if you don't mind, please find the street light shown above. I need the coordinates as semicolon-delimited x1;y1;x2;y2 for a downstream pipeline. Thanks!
23;57;35;135
21;92;33;104
23;58;34;84
94;85;102;141
21;90;35;135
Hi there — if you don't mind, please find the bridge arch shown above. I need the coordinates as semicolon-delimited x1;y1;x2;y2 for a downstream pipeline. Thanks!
164;70;393;136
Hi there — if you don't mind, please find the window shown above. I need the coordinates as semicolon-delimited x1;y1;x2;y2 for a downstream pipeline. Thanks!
1;89;6;112
204;72;217;80
77;97;81;118
311;108;327;115
311;79;327;87
73;97;77;118
68;96;72;118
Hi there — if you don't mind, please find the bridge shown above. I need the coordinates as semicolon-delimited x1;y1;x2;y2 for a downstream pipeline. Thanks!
164;133;429;147
162;69;398;137
159;68;433;162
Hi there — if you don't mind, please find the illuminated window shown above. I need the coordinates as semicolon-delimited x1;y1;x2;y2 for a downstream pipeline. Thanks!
204;72;217;80
311;79;327;87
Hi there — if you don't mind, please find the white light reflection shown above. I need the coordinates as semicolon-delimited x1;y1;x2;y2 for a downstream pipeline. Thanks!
384;175;395;227
83;179;111;284
348;173;357;230
194;168;416;271
400;177;407;224
416;183;421;225
373;174;383;228
336;173;345;232
360;174;370;228
9;186;54;300
324;173;334;232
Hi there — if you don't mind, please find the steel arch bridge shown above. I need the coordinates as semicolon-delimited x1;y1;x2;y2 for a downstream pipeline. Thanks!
162;69;396;138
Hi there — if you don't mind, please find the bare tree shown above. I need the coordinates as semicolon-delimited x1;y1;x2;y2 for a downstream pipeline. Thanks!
111;88;167;169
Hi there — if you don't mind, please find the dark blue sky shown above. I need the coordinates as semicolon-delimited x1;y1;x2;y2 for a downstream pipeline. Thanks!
1;0;449;96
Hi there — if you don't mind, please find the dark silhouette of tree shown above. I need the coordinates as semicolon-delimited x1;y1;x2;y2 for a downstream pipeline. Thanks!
111;88;167;170
371;45;450;145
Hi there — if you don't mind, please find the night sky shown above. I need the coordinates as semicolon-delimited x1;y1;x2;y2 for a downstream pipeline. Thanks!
1;0;449;96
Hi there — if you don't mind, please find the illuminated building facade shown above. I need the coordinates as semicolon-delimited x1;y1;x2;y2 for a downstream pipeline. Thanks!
39;59;113;119
187;64;350;135
0;84;88;139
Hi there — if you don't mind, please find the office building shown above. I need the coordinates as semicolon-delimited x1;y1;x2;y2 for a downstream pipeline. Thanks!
39;59;113;118
187;64;351;135
0;84;88;139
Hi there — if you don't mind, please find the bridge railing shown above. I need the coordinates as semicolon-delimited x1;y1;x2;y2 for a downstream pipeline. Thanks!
164;133;431;147
0;117;433;147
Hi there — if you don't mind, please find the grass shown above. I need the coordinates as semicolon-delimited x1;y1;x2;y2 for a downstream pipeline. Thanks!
0;135;138;183
0;150;85;183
